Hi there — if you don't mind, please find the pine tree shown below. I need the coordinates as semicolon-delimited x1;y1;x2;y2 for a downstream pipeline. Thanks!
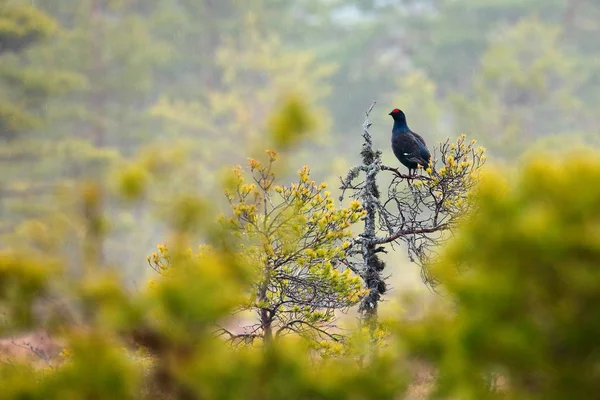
402;152;600;398
149;152;366;352
0;1;57;138
0;2;64;235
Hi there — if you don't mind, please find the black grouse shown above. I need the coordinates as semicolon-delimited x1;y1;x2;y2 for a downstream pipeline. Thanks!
389;108;431;175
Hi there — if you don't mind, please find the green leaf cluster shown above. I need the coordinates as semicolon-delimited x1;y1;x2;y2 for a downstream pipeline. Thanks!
400;152;600;398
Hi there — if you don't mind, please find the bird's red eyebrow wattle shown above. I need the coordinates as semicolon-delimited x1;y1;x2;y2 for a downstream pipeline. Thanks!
393;109;400;113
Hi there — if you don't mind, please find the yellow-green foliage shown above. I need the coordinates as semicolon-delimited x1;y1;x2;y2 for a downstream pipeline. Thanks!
0;2;58;138
451;17;582;157
0;252;59;333
149;14;333;179
400;153;600;399
147;248;251;338
0;2;57;41
4;148;600;399
408;133;487;230
149;151;367;349
45;333;140;399
224;154;366;312
0;162;407;398
268;95;318;149
0;101;42;133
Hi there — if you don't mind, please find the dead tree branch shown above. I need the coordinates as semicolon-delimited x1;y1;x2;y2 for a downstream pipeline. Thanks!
340;103;486;331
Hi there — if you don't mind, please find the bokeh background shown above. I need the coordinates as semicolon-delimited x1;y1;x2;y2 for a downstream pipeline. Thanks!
2;0;599;291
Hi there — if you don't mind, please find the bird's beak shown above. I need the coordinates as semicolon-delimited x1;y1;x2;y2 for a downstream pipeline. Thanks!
388;112;392;115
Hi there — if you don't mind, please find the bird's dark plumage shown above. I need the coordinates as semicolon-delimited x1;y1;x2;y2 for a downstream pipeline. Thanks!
389;109;431;175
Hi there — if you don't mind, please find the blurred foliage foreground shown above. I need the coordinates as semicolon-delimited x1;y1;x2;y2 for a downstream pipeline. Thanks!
2;110;600;399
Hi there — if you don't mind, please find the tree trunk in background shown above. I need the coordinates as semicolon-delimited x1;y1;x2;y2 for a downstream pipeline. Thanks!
89;0;106;147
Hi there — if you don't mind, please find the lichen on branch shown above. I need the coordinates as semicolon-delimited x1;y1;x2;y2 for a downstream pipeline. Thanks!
340;102;486;328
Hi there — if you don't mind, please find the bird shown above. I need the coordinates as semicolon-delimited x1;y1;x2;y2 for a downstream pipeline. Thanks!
388;108;431;176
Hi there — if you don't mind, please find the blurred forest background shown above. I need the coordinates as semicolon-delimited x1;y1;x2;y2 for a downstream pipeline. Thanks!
0;0;600;281
2;1;600;398
2;0;600;286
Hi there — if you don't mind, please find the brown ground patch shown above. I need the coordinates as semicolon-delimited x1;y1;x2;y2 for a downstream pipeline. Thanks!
0;329;64;368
